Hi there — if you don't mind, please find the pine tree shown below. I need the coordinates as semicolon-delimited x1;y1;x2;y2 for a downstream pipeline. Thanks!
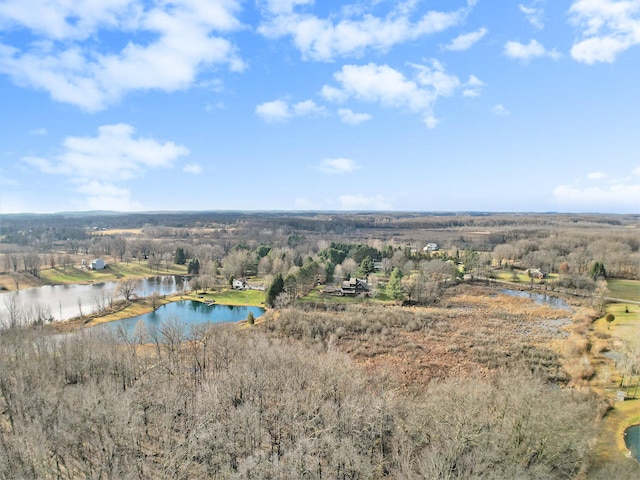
387;267;405;301
266;273;285;307
174;247;186;265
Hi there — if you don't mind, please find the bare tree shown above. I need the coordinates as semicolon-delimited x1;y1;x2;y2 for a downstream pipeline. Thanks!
117;278;141;301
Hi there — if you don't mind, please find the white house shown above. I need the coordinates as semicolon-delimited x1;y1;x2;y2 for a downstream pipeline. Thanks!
232;278;248;290
90;258;105;270
423;243;439;252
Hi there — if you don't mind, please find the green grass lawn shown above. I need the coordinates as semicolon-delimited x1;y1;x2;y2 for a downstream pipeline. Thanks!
188;288;266;306
493;270;558;283
299;286;391;304
41;262;188;285
607;278;640;302
595;302;640;351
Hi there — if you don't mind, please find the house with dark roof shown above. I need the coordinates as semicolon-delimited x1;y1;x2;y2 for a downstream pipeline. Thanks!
341;278;370;296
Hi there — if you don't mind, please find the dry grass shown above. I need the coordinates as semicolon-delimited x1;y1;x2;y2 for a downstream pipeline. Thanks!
266;284;573;389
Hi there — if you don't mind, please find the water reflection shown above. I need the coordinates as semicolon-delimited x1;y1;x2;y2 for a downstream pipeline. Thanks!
0;276;190;322
99;300;264;338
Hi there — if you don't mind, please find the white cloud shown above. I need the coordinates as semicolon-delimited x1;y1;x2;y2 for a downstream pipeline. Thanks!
462;74;485;97
294;197;318;209
504;39;560;61
317;158;360;174
22;124;189;210
443;27;488;51
587;171;608;180
255;99;291;122
0;169;19;186
322;61;463;128
569;0;640;64
337;108;372;125
75;181;144;211
0;1;244;111
292;99;325;116
520;3;545;29
183;163;203;174
553;183;640;213
337;194;393;210
258;0;476;61
255;98;325;122
492;104;511;116
29;128;48;136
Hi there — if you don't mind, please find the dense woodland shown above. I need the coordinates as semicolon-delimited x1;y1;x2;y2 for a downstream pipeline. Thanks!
0;212;639;479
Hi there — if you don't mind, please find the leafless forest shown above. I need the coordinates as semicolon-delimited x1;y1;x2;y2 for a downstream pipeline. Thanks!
0;211;639;479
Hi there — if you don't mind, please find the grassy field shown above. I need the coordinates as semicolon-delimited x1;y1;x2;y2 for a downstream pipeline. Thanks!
298;286;391;304
591;302;640;463
607;278;640;302
593;398;640;464
595;302;640;351
493;270;559;284
187;288;266;306
41;262;188;285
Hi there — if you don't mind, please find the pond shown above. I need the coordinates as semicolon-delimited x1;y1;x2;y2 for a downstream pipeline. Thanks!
99;300;264;338
0;276;190;322
500;289;572;310
625;425;640;462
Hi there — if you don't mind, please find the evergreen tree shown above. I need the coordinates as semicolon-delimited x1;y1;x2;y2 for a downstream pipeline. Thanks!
174;247;186;265
590;261;606;280
359;256;375;277
266;273;285;307
387;267;405;301
187;258;200;275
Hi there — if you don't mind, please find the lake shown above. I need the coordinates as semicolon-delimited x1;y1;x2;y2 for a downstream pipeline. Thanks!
99;300;264;338
500;289;572;310
0;276;190;322
625;425;640;462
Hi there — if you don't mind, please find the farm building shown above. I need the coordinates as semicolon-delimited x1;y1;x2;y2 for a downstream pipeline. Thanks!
89;258;105;270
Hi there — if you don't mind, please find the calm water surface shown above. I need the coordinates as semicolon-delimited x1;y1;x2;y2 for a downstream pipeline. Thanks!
0;276;190;321
100;300;264;337
500;289;571;310
625;425;640;462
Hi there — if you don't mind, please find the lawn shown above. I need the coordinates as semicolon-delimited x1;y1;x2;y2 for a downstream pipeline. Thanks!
594;302;640;351
299;285;391;304
187;288;266;306
493;270;558;284
41;262;188;285
607;278;640;302
594;398;640;463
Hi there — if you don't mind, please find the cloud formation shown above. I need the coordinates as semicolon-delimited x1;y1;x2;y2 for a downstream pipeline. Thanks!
258;0;476;61
553;167;640;213
255;99;326;122
337;108;372;125
492;104;511;116
317;158;360;174
0;0;244;111
337;194;393;210
443;27;488;51
504;39;560;61
322;60;466;128
23;124;189;210
520;2;545;29
569;0;640;64
183;163;203;174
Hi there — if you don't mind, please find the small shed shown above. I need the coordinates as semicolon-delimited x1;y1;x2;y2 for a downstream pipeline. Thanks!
90;258;105;270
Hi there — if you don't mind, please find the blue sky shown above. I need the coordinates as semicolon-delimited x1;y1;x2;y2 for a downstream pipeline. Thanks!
0;0;639;214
